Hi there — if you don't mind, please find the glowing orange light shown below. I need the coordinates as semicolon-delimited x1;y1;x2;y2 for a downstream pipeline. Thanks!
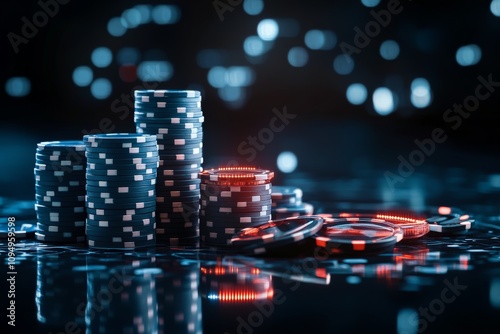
438;206;452;215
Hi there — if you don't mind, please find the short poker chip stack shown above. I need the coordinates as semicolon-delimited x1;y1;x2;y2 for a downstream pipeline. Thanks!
271;185;314;219
199;167;274;247
84;133;158;249
134;90;203;246
34;141;87;243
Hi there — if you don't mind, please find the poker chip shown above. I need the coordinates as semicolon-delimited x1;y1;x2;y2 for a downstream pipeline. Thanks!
313;217;404;254
425;206;474;235
0;219;37;239
134;89;203;245
34;140;87;243
272;202;314;220
271;186;303;207
83;133;158;249
231;215;324;255
327;213;431;240
199;167;274;247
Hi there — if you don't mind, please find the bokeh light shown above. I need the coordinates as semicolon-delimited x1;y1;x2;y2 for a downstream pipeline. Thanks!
373;87;395;115
91;47;113;68
346;83;368;105
277;151;298;173
5;77;31;97
72;66;93;87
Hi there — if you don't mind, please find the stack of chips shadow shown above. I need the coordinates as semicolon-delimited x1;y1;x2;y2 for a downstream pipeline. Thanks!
156;260;202;334
85;266;158;334
271;185;314;220
134;90;203;246
199;167;273;247
84;133;158;250
34;141;87;243
36;248;86;329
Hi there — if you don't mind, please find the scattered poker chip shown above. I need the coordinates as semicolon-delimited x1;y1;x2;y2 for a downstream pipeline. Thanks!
326;213;430;240
0;220;37;239
313;217;404;254
426;214;473;234
230;216;324;252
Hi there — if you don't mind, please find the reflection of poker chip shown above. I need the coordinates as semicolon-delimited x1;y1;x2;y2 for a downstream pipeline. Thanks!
313;217;404;254
231;216;324;254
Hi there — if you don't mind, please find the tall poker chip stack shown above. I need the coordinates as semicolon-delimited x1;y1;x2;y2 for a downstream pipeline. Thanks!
199;167;274;247
84;133;158;250
134;90;203;246
34;141;87;243
271;185;314;219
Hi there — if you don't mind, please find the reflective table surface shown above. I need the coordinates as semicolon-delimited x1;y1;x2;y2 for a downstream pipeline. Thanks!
1;166;500;334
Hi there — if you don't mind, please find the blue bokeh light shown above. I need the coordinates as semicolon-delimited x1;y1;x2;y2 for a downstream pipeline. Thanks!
346;83;368;105
257;19;279;41
287;47;309;67
91;47;113;68
372;87;395;115
72;66;93;87
5;77;31;97
243;0;264;15
90;78;112;100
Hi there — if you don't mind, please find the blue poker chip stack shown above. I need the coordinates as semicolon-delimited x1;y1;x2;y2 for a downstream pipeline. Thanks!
34;140;87;243
271;185;314;220
199;167;274;247
84;133;158;249
134;90;203;246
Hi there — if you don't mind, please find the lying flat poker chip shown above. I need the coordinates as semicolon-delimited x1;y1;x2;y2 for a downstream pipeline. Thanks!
271;186;303;200
37;140;86;152
136;122;202;130
37;223;85;233
231;216;324;247
201;183;272;193
85;168;157;177
85;190;155;200
35;163;85;171
85;151;158;161
134;89;201;98
85;173;157;183
35;204;85;214
200;214;271;224
86;206;156;217
86;200;156;210
200;167;273;183
134;111;203;119
426;215;473;234
200;210;271;219
86;217;156;228
201;205;271;214
35;232;86;243
35;154;85;164
313;217;404;254
201;193;272;203
144;127;201;136
86;157;159;166
0;221;37;239
84;133;157;143
85;145;159;154
87;162;159;171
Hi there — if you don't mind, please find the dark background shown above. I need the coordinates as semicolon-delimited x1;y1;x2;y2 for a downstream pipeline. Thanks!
1;0;500;199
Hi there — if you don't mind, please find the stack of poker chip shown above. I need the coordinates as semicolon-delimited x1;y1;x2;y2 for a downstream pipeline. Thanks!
199;167;273;247
84;133;158;250
134;90;203;246
271;185;314;219
34;141;87;243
